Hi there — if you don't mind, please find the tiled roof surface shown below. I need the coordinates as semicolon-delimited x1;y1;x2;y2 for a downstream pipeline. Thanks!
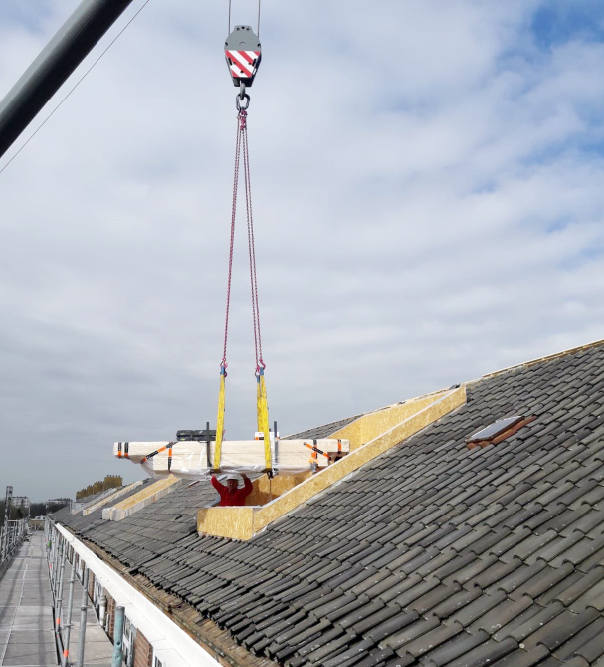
286;415;362;440
58;480;222;567
53;479;156;531
63;342;604;667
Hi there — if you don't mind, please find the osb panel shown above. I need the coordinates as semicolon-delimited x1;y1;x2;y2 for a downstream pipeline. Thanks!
198;386;466;539
112;475;180;511
330;391;448;449
198;506;255;540
245;472;312;506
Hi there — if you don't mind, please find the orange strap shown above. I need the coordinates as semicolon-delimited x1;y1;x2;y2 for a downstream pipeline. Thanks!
141;443;175;465
304;442;329;459
117;443;130;459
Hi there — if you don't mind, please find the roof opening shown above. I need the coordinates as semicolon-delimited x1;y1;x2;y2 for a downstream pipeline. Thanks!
467;415;536;449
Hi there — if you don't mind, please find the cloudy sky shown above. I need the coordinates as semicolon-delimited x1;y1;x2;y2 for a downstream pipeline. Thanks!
1;0;604;500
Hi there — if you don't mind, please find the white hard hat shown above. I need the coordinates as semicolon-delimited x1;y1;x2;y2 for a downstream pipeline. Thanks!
226;473;239;481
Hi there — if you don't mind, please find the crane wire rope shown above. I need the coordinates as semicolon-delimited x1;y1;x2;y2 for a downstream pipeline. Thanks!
0;0;151;176
228;0;262;37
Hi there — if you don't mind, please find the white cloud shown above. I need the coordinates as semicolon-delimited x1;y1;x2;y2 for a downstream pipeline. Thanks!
1;0;604;499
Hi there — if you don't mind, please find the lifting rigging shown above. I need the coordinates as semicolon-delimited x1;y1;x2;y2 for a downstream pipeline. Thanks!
0;0;283;477
214;4;271;474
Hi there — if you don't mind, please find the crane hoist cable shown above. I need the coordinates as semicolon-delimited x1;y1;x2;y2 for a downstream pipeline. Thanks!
213;18;271;473
228;0;262;36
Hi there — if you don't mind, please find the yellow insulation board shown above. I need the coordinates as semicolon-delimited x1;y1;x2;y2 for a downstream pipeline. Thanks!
82;481;142;515
330;390;448;450
112;474;180;511
198;386;466;540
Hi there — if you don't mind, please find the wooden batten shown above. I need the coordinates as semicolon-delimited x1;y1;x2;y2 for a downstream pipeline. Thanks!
197;386;467;540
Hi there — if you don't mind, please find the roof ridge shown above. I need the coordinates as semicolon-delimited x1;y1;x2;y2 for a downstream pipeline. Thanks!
284;387;457;439
468;336;604;384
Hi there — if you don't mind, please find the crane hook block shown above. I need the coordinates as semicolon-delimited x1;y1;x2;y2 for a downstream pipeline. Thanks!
225;26;262;89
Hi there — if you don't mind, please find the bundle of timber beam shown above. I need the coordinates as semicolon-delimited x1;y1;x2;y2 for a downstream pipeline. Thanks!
113;439;349;478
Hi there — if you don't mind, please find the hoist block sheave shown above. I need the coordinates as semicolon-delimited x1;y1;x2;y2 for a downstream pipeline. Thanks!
225;26;262;89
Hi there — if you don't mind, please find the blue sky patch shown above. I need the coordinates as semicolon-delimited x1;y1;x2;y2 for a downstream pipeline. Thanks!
532;1;604;49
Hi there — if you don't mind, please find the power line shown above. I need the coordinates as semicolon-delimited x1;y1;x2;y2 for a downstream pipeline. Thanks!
0;0;151;176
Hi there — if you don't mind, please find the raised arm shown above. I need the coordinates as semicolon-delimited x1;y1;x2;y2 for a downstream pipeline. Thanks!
211;475;226;492
242;474;253;495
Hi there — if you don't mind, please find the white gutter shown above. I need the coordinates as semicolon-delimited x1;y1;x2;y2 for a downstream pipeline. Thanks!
56;524;221;667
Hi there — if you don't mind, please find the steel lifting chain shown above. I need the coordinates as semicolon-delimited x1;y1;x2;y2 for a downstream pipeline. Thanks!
237;82;250;111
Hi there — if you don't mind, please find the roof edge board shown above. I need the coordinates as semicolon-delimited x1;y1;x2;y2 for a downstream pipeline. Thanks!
59;524;278;667
198;385;467;540
55;523;238;667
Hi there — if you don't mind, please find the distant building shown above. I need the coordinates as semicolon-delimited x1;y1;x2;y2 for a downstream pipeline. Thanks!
47;498;72;512
10;496;29;509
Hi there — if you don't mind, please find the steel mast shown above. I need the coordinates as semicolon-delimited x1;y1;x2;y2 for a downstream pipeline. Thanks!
0;0;137;160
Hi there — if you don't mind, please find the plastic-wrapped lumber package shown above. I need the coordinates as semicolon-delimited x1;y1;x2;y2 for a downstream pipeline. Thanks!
113;439;349;479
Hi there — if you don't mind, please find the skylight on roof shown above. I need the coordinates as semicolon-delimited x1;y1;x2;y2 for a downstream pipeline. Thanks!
468;416;524;442
467;415;535;449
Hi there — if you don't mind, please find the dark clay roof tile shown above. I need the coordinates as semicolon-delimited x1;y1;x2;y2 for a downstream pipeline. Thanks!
381;616;440;651
361;610;420;643
445;636;518;667
473;558;523;590
554;564;604;606
400;621;465;659
447;589;507;628
506;601;566;643
487;645;550;667
525;607;600;652
418;629;490;667
429;587;483;621
553;617;604;662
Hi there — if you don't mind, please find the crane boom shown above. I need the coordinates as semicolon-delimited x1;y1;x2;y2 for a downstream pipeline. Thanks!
0;0;137;160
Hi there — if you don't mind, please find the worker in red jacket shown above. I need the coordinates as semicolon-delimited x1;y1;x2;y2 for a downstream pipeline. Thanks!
211;473;253;507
